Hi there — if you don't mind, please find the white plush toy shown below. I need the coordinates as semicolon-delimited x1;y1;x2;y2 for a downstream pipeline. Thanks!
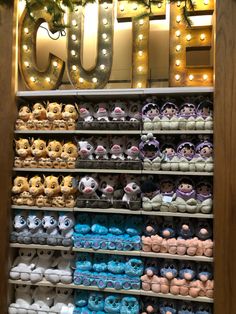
10;248;36;281
122;175;141;205
110;136;126;160
27;211;45;244
77;140;94;160
8;284;33;314
94;102;109;122
77;176;100;199
45;251;75;284
78;103;94;122
49;288;74;314
58;212;75;246
28;286;54;314
94;136;109;160
30;249;55;283
42;211;59;246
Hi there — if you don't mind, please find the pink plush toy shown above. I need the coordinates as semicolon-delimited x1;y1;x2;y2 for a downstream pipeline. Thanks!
110;100;127;121
94;136;109;160
94;102;110;122
110;136;126;160
125;137;140;161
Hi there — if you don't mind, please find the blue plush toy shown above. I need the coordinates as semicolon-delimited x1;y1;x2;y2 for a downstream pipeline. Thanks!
179;262;196;281
197;263;213;282
141;297;159;314
125;216;143;236
93;254;108;273
195;304;212;314
177;302;195;314
74;290;89;308
125;258;144;277
160;259;178;280
143;217;159;236
109;215;125;235
159;300;177;314
74;213;91;235
120;296;140;314
75;253;93;271
108;255;126;274
104;295;122;313
160;217;176;239
177;219;195;239
91;214;109;235
88;292;105;312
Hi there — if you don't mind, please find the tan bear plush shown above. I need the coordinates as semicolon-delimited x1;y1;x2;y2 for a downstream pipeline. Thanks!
32;103;47;129
61;142;78;168
44;175;64;207
60;175;77;208
29;176;45;207
15;105;31;130
62;104;78;130
46;140;63;168
31;139;47;168
46;102;63;129
12;176;30;206
14;138;32;168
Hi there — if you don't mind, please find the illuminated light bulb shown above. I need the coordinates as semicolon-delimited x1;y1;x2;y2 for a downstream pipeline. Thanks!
175;60;181;66
46;77;51;83
204;0;209;4
102;49;107;55
44;6;47;11
75;6;79;12
24;61;30;68
102;33;108;40
175;30;181;37
100;64;105;70
72;20;77;27
23;45;28;51
175;74;180;81
203;74;208;81
24;28;29;34
138;51;143;57
177;1;181;6
176;15;181;23
30;76;36;82
200;33;206;41
158;2;162;8
103;2;108;9
189;74;194;81
138;66;143;72
186;34;192;41
53;61;58;68
120;4;125;11
138;34;144;40
72;65;77;71
139;19;144;26
137;82;142;88
71;50;76;56
176;45;181;52
79;77;84;83
71;34;77;41
103;18;108;25
92;77;98;83
132;3;138;10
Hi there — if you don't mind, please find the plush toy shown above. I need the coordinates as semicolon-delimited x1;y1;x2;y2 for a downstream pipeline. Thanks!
31;139;47;167
98;174;118;204
161;143;179;171
14;138;32;168
122;175;141;208
195;220;213;257
8;284;33;314
93;254;108;273
15;118;27;131
46;140;63;168
158;300;177;314
160;259;178;280
74;290;89;308
58;212;75;246
18;105;32;122
44;175;61;207
142;102;161;130
161;101;179;130
77;140;94;161
94;136;109;161
78;102;94;122
110;100;127;121
196;99;213;130
75;252;93;271
27;211;45;244
179;261;196;281
12;176;30;206
176;219;195;256
45;251;75;284
60;142;78;168
94;102;110;122
88;292;105;312
142;217;159;251
141;259;159;291
196;182;213;214
10;248;36;281
60;175;77;207
49;287;74;314
109;214;125;236
30;249;55;283
159;178;177;212
173;178;197;213
76;175;99;199
42;211;59;246
141;180;161;211
195;304;213;314
11;210;30;244
28;175;45;207
28;286;54;313
125;137;140;162
179;103;196;130
191;141;214;172
120;296;140;314
32;102;47;121
197;264;213;282
74;213;91;235
104;295;121;313
108;255;126;274
91;214;108;237
141;297;159;314
128;101;141;122
46;101;63;122
62;103;78;122
177;142;195;172
178;302;195;314
110;136;126;160
139;133;162;170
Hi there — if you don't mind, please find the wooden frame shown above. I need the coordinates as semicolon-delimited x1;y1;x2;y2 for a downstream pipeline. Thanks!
0;0;236;313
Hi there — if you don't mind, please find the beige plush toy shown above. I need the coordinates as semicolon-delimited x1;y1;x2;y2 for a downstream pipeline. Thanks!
31;138;47;168
44;175;64;207
12;176;30;205
14;138;32;168
15;105;31;130
62;104;78;129
61;175;77;207
52;120;67;130
29;176;45;207
46;102;63;129
61;142;78;168
32;103;47;129
46;140;63;168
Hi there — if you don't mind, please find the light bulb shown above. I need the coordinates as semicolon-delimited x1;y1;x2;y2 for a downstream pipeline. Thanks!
200;33;206;41
175;74;180;81
71;50;76;56
203;74;208;81
204;0;209;4
23;45;28;51
71;34;77;41
102;33;108;40
24;61;30;68
103;18;108;25
176;45;181;52
53;61;58;68
133;3;138;10
24;28;29;34
138;66;143;72
158;2;162;8
176;15;181;23
137;82;142;88
30;76;35;82
103;2;108;9
177;1;181;6
79;77;84;83
138;34;144;40
175;30;181;37
189;74;194;81
175;60;181;66
72;65;77;71
139;19;144;26
46;77;51;83
100;64;105;70
120;4;124;11
92;77;98;83
186;34;192;41
138;51;143;57
44;6;47;11
102;49;107;55
72;20;77;27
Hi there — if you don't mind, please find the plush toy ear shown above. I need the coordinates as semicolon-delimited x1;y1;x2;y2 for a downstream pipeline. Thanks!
58;175;64;184
72;177;79;188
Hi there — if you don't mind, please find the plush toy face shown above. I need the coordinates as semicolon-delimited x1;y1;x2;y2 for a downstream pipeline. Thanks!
94;102;109;119
12;176;29;194
161;103;178;117
32;103;47;120
179;262;196;281
178;302;194;314
180;103;196;116
18;105;31;121
46;102;62;121
124;182;141;195
27;212;42;231
108;256;126;274
161;220;176;238
62;104;78;121
197;264;213;281
195;220;212;240
145;259;159;276
162;146;176;157
42;212;58;230
46;140;63;159
77;141;94;158
178;182;193;193
104;295;121;313
44;175;60;197
36;249;54;260
78;176;98;195
120;297;139;313
139;134;160;160
29;176;44;196
160;300;177;314
199;145;213;158
178;220;194;239
13;211;28;231
60;250;75;260
61;143;78;159
160;260;178;280
160;180;175;193
88;292;105;311
18;248;36;261
142;103;159;119
58;213;75;231
110;136;125;155
93;255;108;272
125;258;144;277
94;136;109;157
196;183;212;196
31;139;47;158
197;100;213;118
99;174;118;195
179;144;195;158
76;253;92;271
55;287;73;301
15;138;31;158
140;180;158;198
78;103;93;119
110;101;127;119
74;290;89;307
126;138;140;159
60;176;77;195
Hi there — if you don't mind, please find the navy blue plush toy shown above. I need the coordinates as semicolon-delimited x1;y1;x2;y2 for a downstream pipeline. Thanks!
88;292;105;312
179;262;196;281
93;254;108;273
195;304;212;314
177;302;195;314
125;258;144;277
120;296;140;314
74;290;89;308
177;219;195;239
104;295;122;313
159;300;177;314
160;217;176;239
91;214;109;235
74;213;91;235
160;259;178;280
125;216;143;236
108;255;126;274
197;263;213;282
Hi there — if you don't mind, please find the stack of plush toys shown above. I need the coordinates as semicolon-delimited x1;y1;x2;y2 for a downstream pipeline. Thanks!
141;297;212;314
15;102;78;130
14;138;78;169
141;177;213;214
11;175;77;208
73;291;140;314
11;210;75;246
74;253;144;290
142;98;213;131
9;249;75;285
73;214;142;251
139;134;213;172
141;259;213;298
142;217;213;257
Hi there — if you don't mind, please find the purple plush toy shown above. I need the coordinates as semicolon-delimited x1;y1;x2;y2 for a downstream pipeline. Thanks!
139;133;162;170
179;103;196;130
161;101;179;130
196;99;213;130
190;141;213;172
177;142;195;172
142;102;161;130
173;178;197;213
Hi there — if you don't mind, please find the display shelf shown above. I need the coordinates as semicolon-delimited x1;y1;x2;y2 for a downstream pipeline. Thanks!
141;210;214;219
9;243;71;251
8;279;213;303
142;170;214;176
11;205;73;212
73;207;142;215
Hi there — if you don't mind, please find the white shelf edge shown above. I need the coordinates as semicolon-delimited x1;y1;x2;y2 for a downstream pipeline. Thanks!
8;279;213;303
10;243;71;251
16;87;214;98
142;170;214;176
11;205;73;212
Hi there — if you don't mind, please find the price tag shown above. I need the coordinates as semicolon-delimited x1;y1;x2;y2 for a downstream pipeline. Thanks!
162;196;173;203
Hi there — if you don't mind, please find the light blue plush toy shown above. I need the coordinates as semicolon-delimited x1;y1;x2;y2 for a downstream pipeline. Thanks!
195;304;212;314
160;259;178;280
125;258;144;277
125;216;143;236
74;213;91;235
93;255;108;273
159;300;177;314
88;292;105;312
91;214;109;235
108;215;125;235
179;261;196;281
108;255;126;274
74;290;89;308
75;253;93;271
177;302;195;314
120;296;140;314
197;263;213;282
104;295;121;313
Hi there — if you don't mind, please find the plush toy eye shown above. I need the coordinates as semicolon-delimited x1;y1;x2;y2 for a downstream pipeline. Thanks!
50;218;55;224
20;252;24;256
68;183;72;188
17;183;22;187
55;147;60;152
91;183;95;189
20;218;25;224
80;182;85;190
87;145;91;150
34;218;40;226
47;251;51;255
64;219;70;226
68;149;72;154
69;109;73;113
132;184;137;189
51;184;55;189
36;184;39;188
53;109;58;113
